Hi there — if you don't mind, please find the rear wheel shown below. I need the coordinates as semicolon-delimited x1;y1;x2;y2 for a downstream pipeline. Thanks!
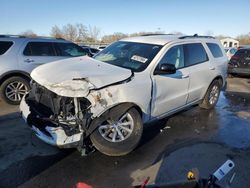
199;80;221;109
90;107;143;156
0;76;30;105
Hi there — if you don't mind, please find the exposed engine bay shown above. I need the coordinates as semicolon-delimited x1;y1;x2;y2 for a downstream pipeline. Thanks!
23;81;94;151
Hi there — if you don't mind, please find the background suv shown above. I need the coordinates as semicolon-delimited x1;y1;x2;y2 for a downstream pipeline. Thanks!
228;48;250;76
0;35;87;104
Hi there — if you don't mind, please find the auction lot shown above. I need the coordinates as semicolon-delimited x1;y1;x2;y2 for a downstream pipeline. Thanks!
0;77;249;188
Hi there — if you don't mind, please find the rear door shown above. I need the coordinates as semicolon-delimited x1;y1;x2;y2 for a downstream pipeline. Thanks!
18;41;63;73
184;43;213;103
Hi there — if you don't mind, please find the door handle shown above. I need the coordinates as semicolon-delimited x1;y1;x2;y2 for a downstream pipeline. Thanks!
209;67;215;70
24;59;34;63
182;74;189;79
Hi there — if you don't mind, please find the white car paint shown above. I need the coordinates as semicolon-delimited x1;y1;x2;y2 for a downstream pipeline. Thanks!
31;56;132;97
20;35;228;148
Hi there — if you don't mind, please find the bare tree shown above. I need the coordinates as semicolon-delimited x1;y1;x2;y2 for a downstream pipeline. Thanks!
101;32;128;43
20;30;37;37
50;23;89;42
76;23;88;42
88;25;101;43
51;25;63;38
236;33;250;45
62;24;78;41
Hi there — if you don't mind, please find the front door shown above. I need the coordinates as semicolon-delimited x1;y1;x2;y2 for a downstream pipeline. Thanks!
151;44;190;118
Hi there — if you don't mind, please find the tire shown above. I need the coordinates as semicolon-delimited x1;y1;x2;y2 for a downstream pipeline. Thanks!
0;76;30;105
199;80;221;110
228;74;234;78
90;107;143;156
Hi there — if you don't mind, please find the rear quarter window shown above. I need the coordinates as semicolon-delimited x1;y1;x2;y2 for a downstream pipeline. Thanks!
207;43;223;58
184;43;208;66
0;41;13;55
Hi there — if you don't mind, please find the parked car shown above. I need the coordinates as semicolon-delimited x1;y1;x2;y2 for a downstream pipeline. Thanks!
20;34;228;156
98;46;106;51
80;46;100;57
0;35;87;104
228;48;250;76
224;47;237;60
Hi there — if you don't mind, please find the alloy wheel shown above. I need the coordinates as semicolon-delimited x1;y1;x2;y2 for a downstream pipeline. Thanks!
98;113;134;142
5;81;28;102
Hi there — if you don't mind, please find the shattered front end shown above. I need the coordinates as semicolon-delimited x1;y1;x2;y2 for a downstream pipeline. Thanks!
20;81;92;148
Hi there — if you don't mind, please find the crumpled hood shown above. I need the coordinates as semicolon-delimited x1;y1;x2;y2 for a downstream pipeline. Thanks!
31;56;132;97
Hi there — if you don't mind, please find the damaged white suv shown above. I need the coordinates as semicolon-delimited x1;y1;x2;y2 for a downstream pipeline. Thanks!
20;34;228;156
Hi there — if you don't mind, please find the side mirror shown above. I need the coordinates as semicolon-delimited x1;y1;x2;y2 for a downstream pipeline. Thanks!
154;63;176;75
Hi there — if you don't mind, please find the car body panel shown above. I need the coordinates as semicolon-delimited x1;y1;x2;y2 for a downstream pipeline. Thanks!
151;69;189;117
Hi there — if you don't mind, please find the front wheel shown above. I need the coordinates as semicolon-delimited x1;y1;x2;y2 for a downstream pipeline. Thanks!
90;107;143;156
199;80;221;109
0;76;30;105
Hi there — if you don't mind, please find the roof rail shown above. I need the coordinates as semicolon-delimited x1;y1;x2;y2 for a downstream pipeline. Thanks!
0;35;26;38
179;34;215;39
140;33;172;36
33;36;65;40
0;34;65;40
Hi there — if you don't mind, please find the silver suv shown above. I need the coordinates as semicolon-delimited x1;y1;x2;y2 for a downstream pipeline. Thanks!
20;34;228;156
0;35;87;104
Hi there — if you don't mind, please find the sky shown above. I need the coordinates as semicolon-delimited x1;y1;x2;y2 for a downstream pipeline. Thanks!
1;0;249;38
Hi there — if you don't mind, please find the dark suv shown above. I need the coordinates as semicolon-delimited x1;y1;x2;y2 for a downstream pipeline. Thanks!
228;48;250;76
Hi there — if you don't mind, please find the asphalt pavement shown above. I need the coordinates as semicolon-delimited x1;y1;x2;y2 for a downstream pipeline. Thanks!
0;77;249;188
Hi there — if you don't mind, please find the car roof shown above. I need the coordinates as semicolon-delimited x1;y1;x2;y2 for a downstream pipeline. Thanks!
120;34;218;45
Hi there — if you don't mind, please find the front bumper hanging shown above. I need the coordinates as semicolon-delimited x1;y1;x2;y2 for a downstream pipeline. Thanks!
20;82;92;148
20;97;82;148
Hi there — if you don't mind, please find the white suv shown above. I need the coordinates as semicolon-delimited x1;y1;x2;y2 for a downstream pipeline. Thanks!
0;35;87;104
20;34;228;156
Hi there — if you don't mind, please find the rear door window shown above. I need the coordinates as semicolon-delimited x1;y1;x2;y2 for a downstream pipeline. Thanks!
206;43;223;58
184;43;208;66
55;42;87;57
0;41;13;55
23;42;56;56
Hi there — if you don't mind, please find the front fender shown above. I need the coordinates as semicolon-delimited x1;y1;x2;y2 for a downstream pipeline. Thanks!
86;103;137;137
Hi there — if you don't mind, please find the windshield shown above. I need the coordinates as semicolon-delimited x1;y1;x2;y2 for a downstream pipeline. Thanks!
94;41;162;72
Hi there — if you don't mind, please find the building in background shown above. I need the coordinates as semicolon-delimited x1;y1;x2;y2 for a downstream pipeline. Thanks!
220;38;239;48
